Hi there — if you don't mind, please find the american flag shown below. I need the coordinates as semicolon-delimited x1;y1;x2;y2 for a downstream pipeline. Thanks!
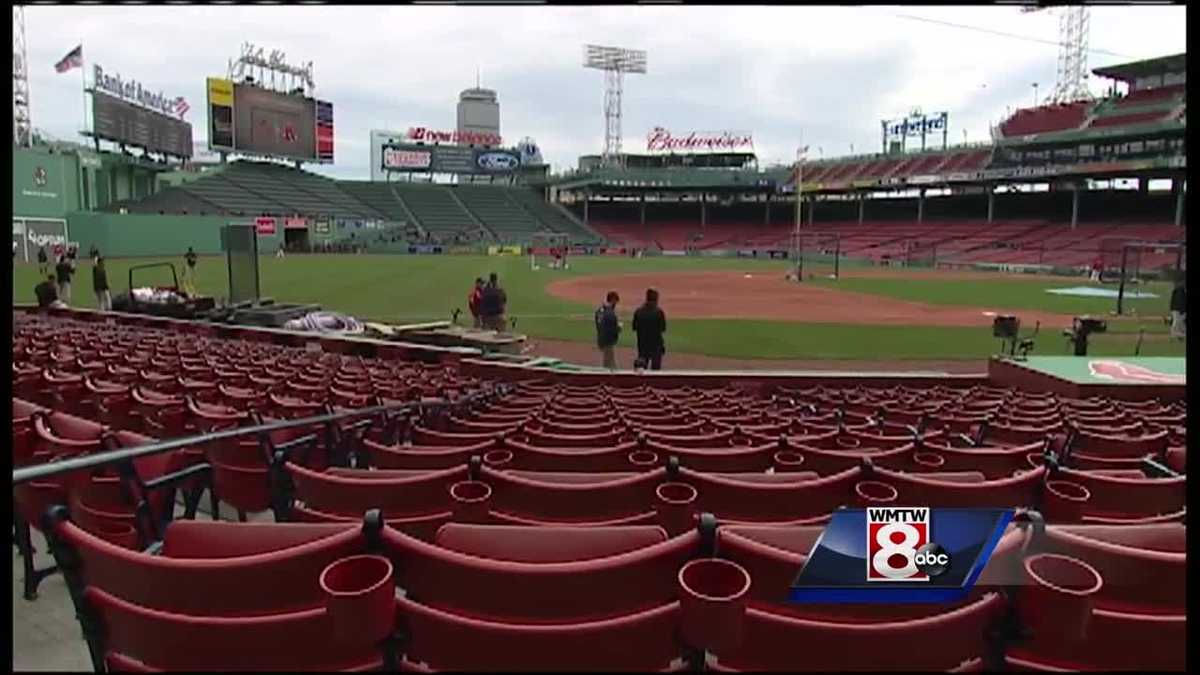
174;96;190;118
54;45;83;74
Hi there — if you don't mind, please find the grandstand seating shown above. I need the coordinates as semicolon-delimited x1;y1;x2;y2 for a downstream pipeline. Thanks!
453;185;547;243
504;188;604;244
10;309;1187;670
338;181;421;229
998;101;1094;138
390;183;483;240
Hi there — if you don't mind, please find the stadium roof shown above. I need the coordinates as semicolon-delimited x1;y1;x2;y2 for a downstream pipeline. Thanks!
1093;53;1186;82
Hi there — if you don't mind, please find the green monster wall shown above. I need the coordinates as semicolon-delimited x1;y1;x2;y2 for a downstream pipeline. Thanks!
66;212;282;257
12;148;82;219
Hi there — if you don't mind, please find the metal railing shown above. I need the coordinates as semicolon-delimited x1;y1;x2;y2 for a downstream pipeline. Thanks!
12;384;510;486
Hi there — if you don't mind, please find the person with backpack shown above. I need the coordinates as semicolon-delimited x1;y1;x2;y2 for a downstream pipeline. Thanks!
54;254;73;304
595;291;621;369
93;256;112;311
467;277;485;328
632;288;667;371
479;273;508;331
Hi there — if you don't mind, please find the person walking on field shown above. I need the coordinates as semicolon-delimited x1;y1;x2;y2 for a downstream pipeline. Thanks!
1089;256;1104;283
632;288;667;371
182;247;198;296
479;272;508;331
595;291;621;370
93;256;112;311
467;277;485;329
37;246;48;275
54;255;73;304
1169;279;1186;340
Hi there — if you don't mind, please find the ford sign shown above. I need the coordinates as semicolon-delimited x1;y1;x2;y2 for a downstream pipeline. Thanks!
476;151;520;171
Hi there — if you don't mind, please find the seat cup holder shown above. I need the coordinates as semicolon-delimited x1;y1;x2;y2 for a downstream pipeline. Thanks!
912;451;946;470
854;480;899;507
92;521;140;550
1018;553;1103;644
320;555;397;647
482;449;513;470
628;450;659;469
678;558;752;653
450;480;492;524
1042;480;1091;522
1025;452;1045;470
836;436;861;449
772;450;806;472
655;482;698;537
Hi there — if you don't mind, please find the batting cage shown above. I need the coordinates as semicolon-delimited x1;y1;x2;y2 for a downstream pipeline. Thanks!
530;232;570;271
904;239;940;268
790;231;842;281
1113;240;1186;316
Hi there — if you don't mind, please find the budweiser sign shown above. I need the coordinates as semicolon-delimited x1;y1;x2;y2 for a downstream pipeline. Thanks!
406;127;502;146
646;127;754;153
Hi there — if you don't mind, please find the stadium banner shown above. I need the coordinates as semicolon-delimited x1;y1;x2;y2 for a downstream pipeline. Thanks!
409;244;444;255
313;218;331;235
851;179;877;188
232;83;318;161
207;77;235;151
255;217;277;235
92;91;193;158
946;173;972;182
907;175;939;185
486;245;523;256
447;245;478;255
661;250;688;257
790;507;1013;604
284;217;309;230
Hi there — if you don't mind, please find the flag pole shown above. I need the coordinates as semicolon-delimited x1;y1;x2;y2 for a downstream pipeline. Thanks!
80;44;88;137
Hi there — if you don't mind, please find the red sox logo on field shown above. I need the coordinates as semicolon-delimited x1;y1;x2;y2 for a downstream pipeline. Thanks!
1088;360;1185;385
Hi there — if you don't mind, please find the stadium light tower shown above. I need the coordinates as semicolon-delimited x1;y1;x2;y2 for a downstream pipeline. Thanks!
13;5;32;148
1023;5;1093;103
583;45;647;168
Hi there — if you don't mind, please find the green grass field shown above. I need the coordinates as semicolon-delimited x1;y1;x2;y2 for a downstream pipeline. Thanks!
13;254;1185;362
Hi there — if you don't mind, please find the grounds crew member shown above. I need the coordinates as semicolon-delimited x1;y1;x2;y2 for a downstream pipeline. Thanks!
479;273;508;331
55;255;73;304
183;246;198;296
93;256;112;311
632;288;667;371
595;291;621;370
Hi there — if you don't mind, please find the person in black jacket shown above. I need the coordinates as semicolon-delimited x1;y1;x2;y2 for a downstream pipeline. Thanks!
1169;280;1186;340
632;288;667;371
479;272;508;331
595;291;621;370
54;255;73;304
93;256;112;311
37;246;48;275
35;273;59;309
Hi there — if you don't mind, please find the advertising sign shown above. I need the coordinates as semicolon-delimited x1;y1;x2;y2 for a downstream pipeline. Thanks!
379;143;523;175
255;217;277;235
382;146;433;171
316;100;334;162
407;126;502;146
284;217;308;230
92;91;194;158
646;127;754;153
207;77;235;150
93;64;187;118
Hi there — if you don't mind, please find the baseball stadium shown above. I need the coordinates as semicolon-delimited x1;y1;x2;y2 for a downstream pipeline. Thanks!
11;5;1187;672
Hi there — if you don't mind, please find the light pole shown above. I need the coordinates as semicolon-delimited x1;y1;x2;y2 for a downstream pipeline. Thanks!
1032;82;1039;106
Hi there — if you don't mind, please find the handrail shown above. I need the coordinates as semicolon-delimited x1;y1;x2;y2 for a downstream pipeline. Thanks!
11;384;509;486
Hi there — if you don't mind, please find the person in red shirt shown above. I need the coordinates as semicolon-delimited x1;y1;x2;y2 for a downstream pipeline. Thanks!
467;277;485;328
1090;256;1104;282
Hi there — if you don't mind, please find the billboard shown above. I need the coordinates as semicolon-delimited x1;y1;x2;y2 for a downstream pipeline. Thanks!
207;80;332;163
92;91;194;158
378;142;522;175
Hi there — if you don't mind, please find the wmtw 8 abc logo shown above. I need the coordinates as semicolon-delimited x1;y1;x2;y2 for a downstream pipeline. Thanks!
866;507;951;582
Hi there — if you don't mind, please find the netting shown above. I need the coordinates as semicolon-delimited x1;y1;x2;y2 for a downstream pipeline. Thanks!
794;231;841;280
530;233;570;271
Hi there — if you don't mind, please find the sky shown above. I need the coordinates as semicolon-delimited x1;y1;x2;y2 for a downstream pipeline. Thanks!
21;4;1187;180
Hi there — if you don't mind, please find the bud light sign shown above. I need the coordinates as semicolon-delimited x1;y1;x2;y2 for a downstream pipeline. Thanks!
790;507;1013;603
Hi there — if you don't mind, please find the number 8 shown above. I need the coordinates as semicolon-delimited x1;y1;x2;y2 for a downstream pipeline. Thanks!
873;522;920;579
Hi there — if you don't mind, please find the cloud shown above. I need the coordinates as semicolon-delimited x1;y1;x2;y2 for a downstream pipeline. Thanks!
22;5;1187;178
